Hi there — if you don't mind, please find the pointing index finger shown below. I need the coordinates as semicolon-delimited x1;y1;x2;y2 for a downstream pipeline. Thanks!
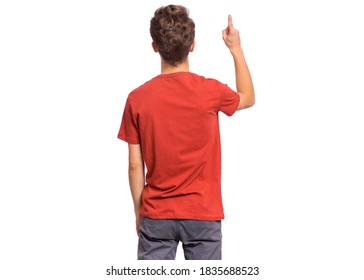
228;14;233;28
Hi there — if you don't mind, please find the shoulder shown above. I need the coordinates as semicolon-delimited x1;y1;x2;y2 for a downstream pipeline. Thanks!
188;73;227;90
127;76;159;102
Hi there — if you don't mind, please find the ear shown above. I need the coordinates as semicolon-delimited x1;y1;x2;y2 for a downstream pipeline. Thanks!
190;41;196;52
152;42;158;52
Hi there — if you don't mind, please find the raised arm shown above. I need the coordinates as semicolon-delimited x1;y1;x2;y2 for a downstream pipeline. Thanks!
222;15;255;109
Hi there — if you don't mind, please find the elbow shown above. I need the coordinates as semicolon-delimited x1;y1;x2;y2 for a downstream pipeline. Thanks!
248;89;255;108
248;96;255;108
129;161;144;171
128;162;144;178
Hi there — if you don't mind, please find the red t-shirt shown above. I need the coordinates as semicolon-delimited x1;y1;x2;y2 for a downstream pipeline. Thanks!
118;72;240;220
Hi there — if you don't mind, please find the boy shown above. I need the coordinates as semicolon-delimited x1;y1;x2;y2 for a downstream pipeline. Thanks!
118;5;254;260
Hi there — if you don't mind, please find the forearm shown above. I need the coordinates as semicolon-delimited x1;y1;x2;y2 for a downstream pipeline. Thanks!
128;164;145;214
222;15;255;109
231;48;255;108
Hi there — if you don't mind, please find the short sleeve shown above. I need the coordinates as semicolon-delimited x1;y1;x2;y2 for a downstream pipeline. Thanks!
117;97;140;144
219;83;240;116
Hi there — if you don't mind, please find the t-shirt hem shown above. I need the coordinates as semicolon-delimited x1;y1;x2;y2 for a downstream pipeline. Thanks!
225;94;240;116
117;134;140;144
141;213;224;221
231;94;240;115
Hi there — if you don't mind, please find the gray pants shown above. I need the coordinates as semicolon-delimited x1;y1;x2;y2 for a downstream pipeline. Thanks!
138;216;222;260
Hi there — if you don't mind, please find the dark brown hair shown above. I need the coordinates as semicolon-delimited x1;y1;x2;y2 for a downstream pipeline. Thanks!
150;5;195;66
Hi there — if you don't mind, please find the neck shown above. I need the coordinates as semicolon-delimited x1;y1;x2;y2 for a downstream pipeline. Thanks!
161;59;189;74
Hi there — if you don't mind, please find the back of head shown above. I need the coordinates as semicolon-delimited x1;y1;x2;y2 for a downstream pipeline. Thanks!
150;5;195;66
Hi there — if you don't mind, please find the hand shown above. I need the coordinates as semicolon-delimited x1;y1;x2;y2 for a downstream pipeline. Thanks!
222;15;242;54
135;212;141;236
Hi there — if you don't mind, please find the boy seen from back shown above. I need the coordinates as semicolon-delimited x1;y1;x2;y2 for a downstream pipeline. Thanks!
118;5;254;260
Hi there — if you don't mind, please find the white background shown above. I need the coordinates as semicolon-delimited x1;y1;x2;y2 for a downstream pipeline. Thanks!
1;0;363;279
